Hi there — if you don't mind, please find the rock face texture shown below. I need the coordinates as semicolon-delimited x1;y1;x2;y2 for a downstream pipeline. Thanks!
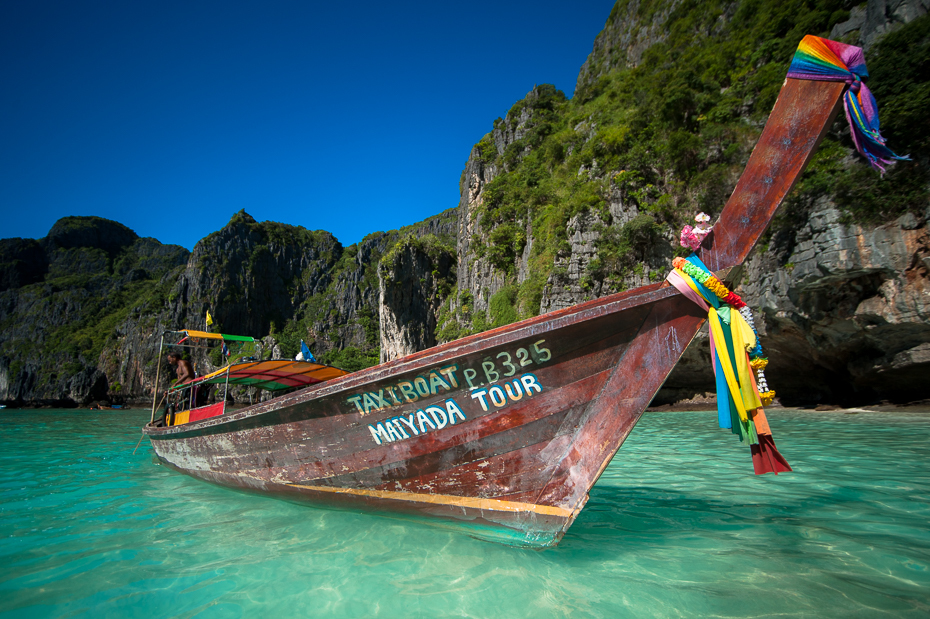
739;207;929;404
650;207;930;406
456;144;505;316
175;211;339;340
454;86;564;317
0;209;457;407
0;217;189;406
831;0;928;50
575;0;684;89
0;239;48;291
2;0;927;409
378;236;456;362
444;0;929;406
539;211;675;314
97;211;344;406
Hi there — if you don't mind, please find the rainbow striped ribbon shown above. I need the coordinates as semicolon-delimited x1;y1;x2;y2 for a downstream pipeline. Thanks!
787;35;909;173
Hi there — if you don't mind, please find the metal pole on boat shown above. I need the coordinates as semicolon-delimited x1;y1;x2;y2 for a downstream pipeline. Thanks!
150;333;165;424
223;365;230;415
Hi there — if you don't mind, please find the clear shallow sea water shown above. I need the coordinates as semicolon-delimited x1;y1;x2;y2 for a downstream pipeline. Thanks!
1;409;928;618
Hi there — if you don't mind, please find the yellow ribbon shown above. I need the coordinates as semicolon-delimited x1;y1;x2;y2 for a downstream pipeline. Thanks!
708;308;748;422
731;311;763;411
677;269;706;301
677;266;765;423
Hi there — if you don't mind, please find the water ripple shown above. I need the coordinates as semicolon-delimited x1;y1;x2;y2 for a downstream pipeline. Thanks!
1;409;928;618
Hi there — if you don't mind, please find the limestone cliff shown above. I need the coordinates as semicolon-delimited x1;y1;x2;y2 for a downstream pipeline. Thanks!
378;235;456;362
2;0;927;410
740;206;929;404
442;0;929;406
454;86;566;318
96;210;342;405
0;209;456;407
0;217;189;406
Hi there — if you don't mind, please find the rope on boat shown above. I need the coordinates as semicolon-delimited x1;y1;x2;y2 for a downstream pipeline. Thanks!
132;433;145;455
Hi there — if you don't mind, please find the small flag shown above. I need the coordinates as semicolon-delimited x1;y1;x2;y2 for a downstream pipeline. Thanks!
206;311;214;326
300;340;316;363
222;343;229;357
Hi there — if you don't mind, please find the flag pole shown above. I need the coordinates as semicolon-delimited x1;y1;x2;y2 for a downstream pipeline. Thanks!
150;333;165;424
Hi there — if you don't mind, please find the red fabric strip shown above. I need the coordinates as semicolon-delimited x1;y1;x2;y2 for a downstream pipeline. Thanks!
751;434;793;475
188;401;226;423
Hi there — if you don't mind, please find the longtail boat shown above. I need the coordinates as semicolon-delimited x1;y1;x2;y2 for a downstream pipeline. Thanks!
143;37;904;547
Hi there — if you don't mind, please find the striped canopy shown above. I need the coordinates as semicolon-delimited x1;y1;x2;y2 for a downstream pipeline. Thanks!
173;329;256;343
171;360;349;392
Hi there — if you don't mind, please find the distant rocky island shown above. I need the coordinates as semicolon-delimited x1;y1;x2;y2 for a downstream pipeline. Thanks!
2;0;927;408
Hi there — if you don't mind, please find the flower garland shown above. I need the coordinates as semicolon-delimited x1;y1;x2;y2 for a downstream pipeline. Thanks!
671;256;775;405
679;212;713;251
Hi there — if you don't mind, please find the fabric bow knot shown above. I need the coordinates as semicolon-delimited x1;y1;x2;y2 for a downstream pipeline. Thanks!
787;35;909;174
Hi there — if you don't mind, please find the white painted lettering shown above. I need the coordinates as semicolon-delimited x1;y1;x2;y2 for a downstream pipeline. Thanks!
367;398;468;445
464;368;478;388
489;385;506;407
414;376;430;396
347;395;364;413
398;414;419;436
398;381;418;402
497;351;516;376
532;340;551;363
368;423;392;445
392;418;410;439
504;380;523;401
426;406;448;429
386;422;404;442
470;389;490;411
520;373;543;395
439;366;459;388
416;409;436;433
373;390;390;408
446;399;466;424
429;372;451;393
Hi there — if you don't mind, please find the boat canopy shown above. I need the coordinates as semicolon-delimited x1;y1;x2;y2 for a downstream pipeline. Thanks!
169;359;349;392
173;329;257;343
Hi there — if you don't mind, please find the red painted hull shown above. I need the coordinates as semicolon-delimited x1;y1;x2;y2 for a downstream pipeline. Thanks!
143;79;844;547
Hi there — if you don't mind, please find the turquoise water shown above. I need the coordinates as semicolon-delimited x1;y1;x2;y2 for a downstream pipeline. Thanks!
1;409;928;618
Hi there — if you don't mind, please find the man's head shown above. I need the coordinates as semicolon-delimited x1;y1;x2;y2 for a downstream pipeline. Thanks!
166;352;180;365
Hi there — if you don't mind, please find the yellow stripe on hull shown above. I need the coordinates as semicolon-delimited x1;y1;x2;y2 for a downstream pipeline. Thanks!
288;483;575;518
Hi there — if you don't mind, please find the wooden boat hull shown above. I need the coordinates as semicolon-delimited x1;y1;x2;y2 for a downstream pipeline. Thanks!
144;78;845;547
148;284;700;547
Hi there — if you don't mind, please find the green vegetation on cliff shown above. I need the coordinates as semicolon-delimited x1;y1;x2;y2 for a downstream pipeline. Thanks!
0;216;190;404
461;0;928;332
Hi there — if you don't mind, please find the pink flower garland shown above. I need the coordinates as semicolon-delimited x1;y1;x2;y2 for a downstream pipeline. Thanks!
679;213;712;251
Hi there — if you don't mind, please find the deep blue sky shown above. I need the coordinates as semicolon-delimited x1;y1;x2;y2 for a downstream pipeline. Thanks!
1;1;615;250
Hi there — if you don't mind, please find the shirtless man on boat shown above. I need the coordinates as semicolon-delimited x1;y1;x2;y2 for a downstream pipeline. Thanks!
154;352;198;426
166;352;194;385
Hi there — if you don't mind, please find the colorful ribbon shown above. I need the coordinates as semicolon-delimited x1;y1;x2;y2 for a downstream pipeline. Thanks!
787;35;909;174
668;256;792;475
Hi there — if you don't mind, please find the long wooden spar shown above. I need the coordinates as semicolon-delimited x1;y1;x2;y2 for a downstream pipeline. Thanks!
534;78;847;528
